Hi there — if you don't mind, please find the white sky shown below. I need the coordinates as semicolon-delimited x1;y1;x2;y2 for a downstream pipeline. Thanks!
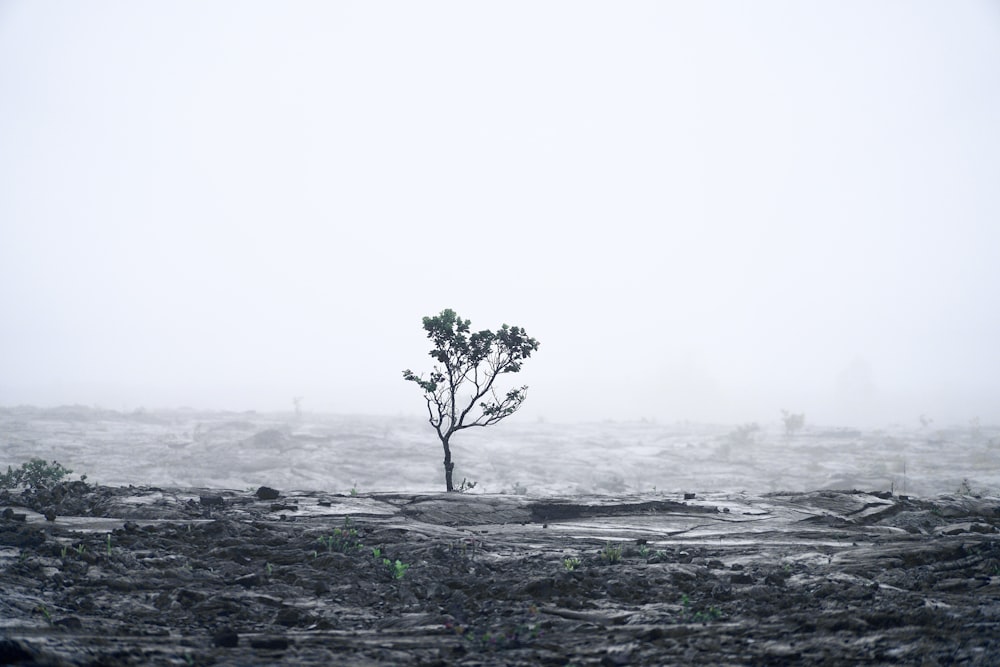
1;1;998;426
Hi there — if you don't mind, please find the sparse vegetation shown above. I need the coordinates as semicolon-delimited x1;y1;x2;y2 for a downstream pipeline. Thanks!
680;594;723;623
318;518;363;553
447;605;542;652
600;542;623;564
563;557;581;571
383;558;410;579
956;478;977;496
0;459;76;490
403;308;539;492
729;423;761;446
781;410;805;436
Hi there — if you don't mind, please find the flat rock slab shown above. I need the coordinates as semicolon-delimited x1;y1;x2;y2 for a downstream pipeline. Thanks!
1;485;999;665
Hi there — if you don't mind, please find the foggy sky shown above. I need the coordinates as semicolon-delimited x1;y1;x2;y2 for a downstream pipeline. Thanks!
2;1;999;427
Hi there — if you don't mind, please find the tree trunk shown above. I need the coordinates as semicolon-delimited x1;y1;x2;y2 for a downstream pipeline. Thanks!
441;435;455;492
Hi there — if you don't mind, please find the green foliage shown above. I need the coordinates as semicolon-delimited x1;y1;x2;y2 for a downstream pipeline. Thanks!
403;308;539;492
318;517;362;553
35;605;52;625
383;558;410;579
447;604;542;652
563;557;581;571
313;519;413;580
680;594;723;623
600;542;623;564
0;459;75;490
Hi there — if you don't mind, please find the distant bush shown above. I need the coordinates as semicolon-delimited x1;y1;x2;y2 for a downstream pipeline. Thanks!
728;423;761;447
0;459;77;490
781;410;805;436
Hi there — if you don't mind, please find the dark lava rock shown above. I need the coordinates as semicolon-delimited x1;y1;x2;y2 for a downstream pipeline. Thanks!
275;606;306;627
0;525;45;548
250;636;290;650
2;507;26;522
234;573;261;587
54;616;83;630
44;508;57;521
213;627;240;648
256;486;280;500
0;638;37;663
730;573;754;585
200;494;225;507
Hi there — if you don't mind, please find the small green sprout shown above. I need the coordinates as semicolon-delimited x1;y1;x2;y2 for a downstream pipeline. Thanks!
384;558;409;579
563;557;581;571
600;542;623;564
36;605;52;624
106;534;112;557
318;517;362;553
265;562;273;576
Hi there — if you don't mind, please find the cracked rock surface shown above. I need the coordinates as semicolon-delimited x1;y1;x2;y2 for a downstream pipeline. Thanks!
2;484;999;665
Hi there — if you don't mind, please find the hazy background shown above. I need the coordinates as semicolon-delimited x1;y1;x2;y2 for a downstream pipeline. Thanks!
2;1;998;428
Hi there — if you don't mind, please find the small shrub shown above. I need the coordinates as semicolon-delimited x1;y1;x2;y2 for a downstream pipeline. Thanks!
957;478;977;496
780;410;805;436
728;423;760;447
0;459;75;490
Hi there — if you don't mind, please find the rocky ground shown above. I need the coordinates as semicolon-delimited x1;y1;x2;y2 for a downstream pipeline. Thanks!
2;483;1000;666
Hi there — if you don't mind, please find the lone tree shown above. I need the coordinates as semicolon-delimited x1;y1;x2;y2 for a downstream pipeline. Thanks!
403;309;540;492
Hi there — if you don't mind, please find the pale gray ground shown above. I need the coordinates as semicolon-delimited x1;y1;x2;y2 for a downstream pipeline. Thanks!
1;406;996;497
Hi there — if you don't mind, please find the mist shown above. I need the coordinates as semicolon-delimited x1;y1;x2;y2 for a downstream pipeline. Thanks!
2;1;999;428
